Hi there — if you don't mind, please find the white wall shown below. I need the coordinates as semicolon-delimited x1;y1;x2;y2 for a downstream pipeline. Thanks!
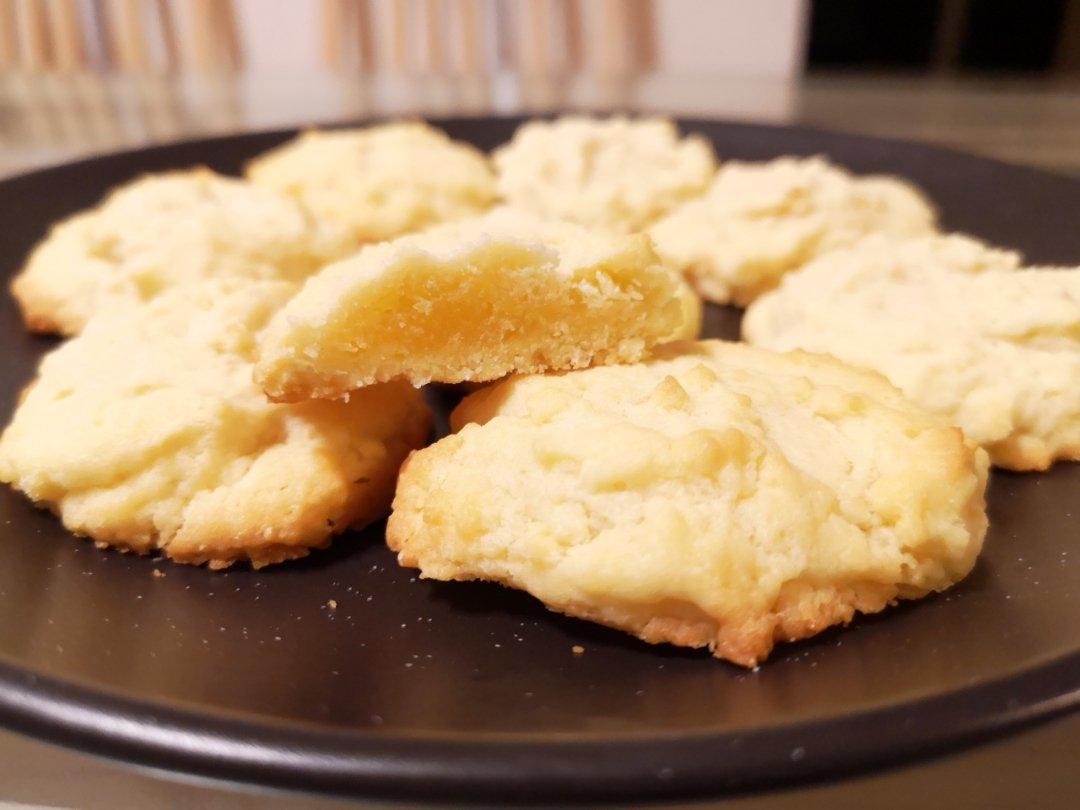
652;0;808;77
233;0;322;74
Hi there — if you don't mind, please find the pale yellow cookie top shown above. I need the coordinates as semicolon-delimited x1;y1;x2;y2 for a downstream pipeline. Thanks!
389;340;988;666
10;169;326;335
246;122;497;248
0;278;429;569
648;155;938;304
255;207;686;396
493;116;717;233
743;234;1079;470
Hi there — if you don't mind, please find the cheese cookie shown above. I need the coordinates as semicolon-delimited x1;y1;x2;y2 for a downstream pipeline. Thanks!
255;208;688;400
11;169;329;336
493;116;716;233
669;279;703;341
648;156;937;304
387;340;989;666
0;279;429;569
246;122;497;250
744;234;1079;470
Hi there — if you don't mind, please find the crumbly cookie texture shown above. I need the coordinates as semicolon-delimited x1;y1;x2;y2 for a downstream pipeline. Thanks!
492;116;717;233
246;122;497;250
743;234;1078;471
255;208;687;401
647;155;938;305
387;340;989;667
0;279;429;569
11;169;331;336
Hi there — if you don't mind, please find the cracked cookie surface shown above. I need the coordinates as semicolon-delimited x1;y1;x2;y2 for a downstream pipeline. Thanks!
744;234;1079;470
493;116;716;233
387;340;988;666
648;156;937;305
12;169;330;336
0;279;429;568
246;122;497;251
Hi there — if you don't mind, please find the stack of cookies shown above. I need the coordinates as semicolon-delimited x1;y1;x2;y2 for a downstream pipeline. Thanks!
2;116;1076;666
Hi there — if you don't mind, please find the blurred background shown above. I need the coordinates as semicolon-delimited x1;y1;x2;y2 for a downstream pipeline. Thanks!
1;0;1079;176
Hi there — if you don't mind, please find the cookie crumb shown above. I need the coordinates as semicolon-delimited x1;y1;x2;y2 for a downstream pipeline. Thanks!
151;569;165;579
571;644;585;655
326;599;337;610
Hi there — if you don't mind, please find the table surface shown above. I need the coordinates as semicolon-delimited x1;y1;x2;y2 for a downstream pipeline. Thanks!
3;71;1080;178
0;70;1077;809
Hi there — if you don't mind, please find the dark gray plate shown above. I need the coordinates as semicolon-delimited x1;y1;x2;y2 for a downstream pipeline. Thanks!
0;118;1076;804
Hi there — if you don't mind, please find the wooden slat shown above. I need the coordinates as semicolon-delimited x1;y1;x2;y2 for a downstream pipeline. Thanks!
453;0;481;73
325;0;373;73
422;0;441;72
493;0;513;71
597;0;631;75
78;0;113;71
354;0;373;72
628;0;655;70
321;0;345;69
214;0;241;70
560;0;581;71
388;0;408;71
521;0;549;74
0;0;18;70
594;0;652;75
109;0;148;71
154;0;178;72
45;0;85;71
14;0;53;71
187;0;218;71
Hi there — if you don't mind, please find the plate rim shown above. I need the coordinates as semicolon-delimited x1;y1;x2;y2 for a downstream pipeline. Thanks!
0;117;1078;803
0;650;1077;802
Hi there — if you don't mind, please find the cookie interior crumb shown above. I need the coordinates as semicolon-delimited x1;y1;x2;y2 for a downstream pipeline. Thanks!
256;209;686;400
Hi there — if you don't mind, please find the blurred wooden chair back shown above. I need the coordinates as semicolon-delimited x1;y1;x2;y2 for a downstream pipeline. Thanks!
1;0;239;74
0;0;658;76
322;0;656;77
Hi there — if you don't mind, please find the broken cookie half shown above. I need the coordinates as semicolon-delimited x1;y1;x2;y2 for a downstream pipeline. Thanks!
255;208;689;401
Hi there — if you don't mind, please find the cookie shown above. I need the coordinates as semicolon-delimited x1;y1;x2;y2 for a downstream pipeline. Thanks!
255;208;688;401
0;279;429;569
493;116;717;233
11;169;328;336
387;340;989;666
743;234;1078;470
669;279;703;341
246;122;497;250
648;156;937;305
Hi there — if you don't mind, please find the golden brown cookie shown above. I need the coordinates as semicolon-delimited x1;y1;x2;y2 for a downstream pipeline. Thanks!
255;208;688;401
744;234;1078;470
0;279;429;569
11;169;332;336
388;340;989;666
493;116;716;233
246;122;497;250
648;156;938;305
